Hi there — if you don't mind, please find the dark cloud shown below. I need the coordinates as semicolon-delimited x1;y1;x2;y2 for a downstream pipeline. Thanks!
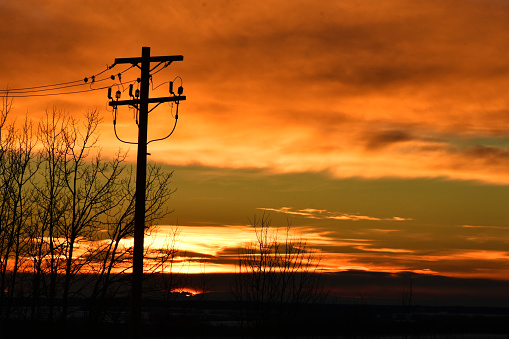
215;247;246;256
464;145;509;160
443;145;509;173
364;130;415;150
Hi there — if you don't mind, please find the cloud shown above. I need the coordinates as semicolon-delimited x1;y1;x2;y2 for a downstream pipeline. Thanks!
258;207;315;217
460;225;508;230
79;223;509;279
364;130;415;151
368;228;401;233
257;207;412;222
2;0;509;184
353;246;414;254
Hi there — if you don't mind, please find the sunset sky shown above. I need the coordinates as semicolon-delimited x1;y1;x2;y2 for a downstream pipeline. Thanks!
1;0;509;285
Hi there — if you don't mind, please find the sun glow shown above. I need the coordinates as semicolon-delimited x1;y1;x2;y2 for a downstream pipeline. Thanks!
170;287;202;296
13;223;509;280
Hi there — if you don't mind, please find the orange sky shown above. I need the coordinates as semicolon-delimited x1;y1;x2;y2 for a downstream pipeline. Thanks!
2;1;509;283
2;1;509;182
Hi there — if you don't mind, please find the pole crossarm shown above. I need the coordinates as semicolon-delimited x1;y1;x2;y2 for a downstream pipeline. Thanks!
114;55;183;65
109;95;186;107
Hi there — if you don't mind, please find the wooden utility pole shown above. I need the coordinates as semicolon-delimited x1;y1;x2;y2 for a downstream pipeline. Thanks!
109;46;186;338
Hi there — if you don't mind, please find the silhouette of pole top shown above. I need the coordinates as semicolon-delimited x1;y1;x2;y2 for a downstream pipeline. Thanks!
109;49;185;107
114;54;183;65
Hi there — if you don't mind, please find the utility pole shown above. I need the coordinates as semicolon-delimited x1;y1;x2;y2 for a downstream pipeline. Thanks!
109;47;186;338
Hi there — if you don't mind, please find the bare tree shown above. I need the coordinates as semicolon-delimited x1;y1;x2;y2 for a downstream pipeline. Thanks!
56;109;131;321
3;117;38;319
0;94;14;316
399;272;414;320
85;162;176;327
33;107;69;322
0;97;178;331
0;97;36;333
0;93;40;321
232;214;326;331
151;225;189;302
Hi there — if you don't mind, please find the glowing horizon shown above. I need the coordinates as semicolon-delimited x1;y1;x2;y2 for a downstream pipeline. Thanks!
62;224;508;280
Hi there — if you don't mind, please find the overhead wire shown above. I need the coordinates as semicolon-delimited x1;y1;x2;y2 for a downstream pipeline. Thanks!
0;64;115;93
147;102;179;144
4;80;105;94
4;85;113;98
0;79;83;92
152;75;183;93
149;61;175;91
113;106;138;145
0;64;137;97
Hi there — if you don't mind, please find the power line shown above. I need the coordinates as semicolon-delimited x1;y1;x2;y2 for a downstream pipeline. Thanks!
3;85;113;98
150;60;172;76
5;81;102;95
0;65;114;92
0;79;84;92
0;64;136;96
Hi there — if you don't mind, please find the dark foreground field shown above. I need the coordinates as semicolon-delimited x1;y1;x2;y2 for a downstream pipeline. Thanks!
3;298;509;338
1;271;508;338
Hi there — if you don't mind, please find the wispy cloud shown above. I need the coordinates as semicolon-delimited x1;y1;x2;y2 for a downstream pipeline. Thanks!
353;246;414;254
258;207;411;222
258;207;316;217
368;228;401;233
459;225;509;230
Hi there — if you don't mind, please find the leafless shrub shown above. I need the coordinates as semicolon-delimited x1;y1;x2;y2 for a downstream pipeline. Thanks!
232;213;326;330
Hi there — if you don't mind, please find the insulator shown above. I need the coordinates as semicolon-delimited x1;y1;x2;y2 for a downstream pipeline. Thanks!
178;86;183;95
115;90;121;99
135;89;140;98
110;75;115;80
169;81;174;94
107;88;112;100
129;84;134;97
